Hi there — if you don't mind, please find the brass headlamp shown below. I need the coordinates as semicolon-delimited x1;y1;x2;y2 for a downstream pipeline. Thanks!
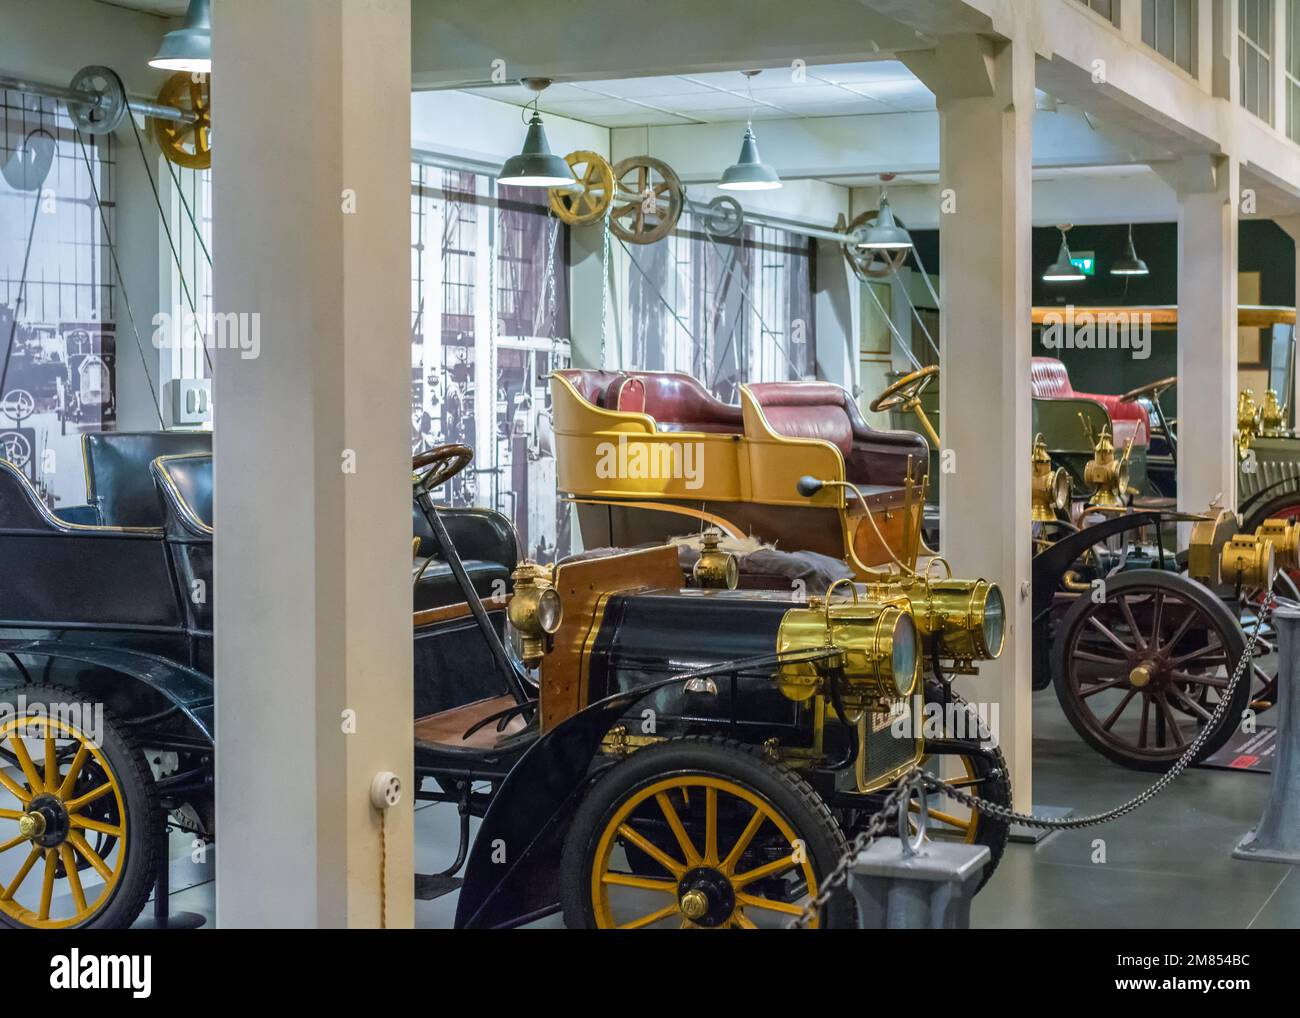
507;560;562;667
1083;427;1130;509
908;577;1006;663
776;586;919;703
1261;389;1289;437
1220;534;1276;590
692;529;739;589
1237;389;1260;455
1031;434;1071;523
1256;517;1300;572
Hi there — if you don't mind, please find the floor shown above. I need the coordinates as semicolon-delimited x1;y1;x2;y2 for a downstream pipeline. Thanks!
132;687;1296;929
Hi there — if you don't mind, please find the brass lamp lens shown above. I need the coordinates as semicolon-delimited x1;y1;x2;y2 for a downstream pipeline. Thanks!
891;613;919;696
537;587;563;635
982;583;1006;658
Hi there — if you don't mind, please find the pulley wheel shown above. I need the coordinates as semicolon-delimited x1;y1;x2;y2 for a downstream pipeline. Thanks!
844;208;910;280
66;66;128;136
610;155;683;244
549;150;615;225
703;194;743;237
150;72;211;170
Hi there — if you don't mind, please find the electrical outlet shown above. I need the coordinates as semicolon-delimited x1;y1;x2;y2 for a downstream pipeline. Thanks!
369;771;401;810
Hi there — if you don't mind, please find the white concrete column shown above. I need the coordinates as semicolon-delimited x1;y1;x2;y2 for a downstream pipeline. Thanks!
904;31;1035;807
212;0;414;928
1157;155;1239;514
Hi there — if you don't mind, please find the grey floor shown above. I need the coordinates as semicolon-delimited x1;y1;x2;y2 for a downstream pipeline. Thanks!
133;687;1297;929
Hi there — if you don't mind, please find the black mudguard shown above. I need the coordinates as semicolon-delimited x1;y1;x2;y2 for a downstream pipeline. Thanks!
453;676;685;929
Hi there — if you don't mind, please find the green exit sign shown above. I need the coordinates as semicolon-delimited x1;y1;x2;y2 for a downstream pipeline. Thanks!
1070;251;1096;276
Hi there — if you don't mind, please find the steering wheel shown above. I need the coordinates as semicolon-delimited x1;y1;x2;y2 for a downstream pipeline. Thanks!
412;444;473;495
1119;376;1176;405
870;365;939;413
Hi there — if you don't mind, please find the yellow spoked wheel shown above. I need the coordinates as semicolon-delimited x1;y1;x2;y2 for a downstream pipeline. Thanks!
0;687;158;929
561;738;852;929
548;150;614;225
150;72;211;170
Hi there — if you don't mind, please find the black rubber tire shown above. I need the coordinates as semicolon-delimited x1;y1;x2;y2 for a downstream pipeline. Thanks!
560;736;855;929
0;685;160;929
1051;571;1249;772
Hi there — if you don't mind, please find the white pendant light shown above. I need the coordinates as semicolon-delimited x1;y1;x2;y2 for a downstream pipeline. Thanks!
856;192;912;251
718;70;781;192
150;0;211;74
498;78;581;189
1043;226;1085;282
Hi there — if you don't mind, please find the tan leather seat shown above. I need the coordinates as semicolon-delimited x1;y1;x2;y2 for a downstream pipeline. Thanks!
413;695;525;750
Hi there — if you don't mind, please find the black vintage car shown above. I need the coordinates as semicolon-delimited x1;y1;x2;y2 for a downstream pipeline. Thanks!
0;434;1008;929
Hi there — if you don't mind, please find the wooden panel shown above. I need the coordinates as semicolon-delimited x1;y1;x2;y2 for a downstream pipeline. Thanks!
540;545;682;732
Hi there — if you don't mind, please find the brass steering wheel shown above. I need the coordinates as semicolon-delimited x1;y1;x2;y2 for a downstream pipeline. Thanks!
412;444;473;495
1119;376;1176;405
870;365;939;413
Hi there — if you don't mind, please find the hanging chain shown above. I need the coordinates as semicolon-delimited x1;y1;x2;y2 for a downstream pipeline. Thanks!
600;204;611;369
788;591;1276;928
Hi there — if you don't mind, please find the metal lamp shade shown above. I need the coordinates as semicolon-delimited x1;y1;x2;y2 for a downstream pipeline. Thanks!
857;196;913;250
498;112;578;188
149;0;212;73
1110;232;1149;276
1043;238;1085;281
718;127;781;191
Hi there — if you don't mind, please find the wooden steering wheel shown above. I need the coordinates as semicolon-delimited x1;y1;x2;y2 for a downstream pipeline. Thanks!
412;444;473;495
1119;376;1177;405
870;365;939;413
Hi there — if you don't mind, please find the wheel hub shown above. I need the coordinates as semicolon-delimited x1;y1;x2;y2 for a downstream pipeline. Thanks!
677;867;736;928
22;794;70;849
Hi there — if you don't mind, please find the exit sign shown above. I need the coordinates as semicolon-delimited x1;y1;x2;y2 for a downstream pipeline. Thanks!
1070;251;1096;276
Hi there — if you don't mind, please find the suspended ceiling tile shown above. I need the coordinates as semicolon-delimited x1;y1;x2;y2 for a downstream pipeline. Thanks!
542;97;651;117
654;90;762;112
600;111;698;126
588;75;722;98
807;60;916;85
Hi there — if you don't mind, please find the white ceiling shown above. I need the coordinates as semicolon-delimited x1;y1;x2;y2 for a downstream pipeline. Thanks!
463;61;936;127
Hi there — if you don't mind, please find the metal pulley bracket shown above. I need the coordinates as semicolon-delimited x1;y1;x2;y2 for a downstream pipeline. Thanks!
66;65;129;136
703;194;743;237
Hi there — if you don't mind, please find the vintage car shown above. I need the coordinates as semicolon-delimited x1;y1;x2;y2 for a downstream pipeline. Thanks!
0;432;1006;929
551;368;932;579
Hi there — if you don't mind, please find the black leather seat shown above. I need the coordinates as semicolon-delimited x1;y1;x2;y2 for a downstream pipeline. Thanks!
84;431;213;527
412;558;511;612
151;453;213;534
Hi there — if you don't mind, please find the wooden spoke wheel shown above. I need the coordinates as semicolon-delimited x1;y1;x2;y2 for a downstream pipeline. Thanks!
150;72;211;170
560;737;852;929
844;208;911;280
610;155;683;245
0;686;159;928
548;150;615;225
1052;571;1249;771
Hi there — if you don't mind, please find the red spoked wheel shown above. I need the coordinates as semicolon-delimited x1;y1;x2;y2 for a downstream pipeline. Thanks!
1052;570;1249;771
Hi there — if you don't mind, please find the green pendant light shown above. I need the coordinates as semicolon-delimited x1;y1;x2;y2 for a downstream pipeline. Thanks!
1043;226;1085;282
718;70;782;192
150;0;211;74
1110;224;1150;276
499;79;581;189
857;191;912;251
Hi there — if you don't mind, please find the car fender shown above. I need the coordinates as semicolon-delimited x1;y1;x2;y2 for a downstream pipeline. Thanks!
0;639;213;743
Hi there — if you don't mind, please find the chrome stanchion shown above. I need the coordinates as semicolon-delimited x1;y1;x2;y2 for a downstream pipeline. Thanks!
848;780;989;928
1234;598;1300;864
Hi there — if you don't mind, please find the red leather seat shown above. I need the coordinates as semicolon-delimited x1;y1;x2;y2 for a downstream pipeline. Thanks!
747;382;928;487
557;369;744;433
1031;357;1149;446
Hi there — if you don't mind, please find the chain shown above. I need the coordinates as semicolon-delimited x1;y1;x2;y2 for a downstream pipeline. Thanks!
786;772;921;929
600;204;611;368
789;591;1276;928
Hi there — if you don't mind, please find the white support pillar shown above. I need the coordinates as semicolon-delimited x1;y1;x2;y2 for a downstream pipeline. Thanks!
212;0;414;928
904;31;1035;807
1157;155;1239;514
